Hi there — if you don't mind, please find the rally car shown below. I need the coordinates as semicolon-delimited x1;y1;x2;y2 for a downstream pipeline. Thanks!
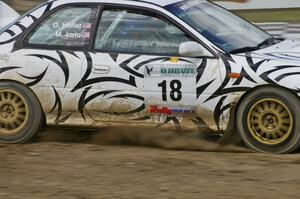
1;0;300;153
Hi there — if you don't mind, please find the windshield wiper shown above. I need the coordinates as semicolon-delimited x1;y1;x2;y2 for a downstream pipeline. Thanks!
257;37;276;48
229;37;280;54
229;46;259;54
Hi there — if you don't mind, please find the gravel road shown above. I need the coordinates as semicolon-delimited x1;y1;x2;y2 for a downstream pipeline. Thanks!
1;127;300;199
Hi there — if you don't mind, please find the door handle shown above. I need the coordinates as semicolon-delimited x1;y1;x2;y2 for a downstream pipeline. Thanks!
92;65;110;74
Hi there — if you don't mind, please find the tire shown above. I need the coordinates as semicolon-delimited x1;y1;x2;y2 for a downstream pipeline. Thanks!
236;86;300;154
0;81;43;143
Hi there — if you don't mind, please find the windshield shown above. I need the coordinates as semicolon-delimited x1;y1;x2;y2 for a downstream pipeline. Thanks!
166;0;272;53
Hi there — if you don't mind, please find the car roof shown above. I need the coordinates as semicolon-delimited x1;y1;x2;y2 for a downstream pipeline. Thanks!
134;0;184;7
48;0;185;7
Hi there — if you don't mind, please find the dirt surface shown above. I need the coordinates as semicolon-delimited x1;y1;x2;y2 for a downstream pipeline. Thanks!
1;127;300;199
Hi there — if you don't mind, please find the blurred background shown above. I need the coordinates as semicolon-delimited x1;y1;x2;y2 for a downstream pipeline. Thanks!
3;0;42;13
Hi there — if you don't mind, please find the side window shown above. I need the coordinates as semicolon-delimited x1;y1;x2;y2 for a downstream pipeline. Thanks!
95;9;195;55
27;6;97;47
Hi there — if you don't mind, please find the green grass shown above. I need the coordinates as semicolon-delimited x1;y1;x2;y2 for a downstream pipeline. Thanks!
233;8;300;23
211;0;300;22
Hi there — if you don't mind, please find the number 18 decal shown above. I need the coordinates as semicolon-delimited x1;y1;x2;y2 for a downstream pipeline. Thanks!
158;80;182;101
144;63;197;107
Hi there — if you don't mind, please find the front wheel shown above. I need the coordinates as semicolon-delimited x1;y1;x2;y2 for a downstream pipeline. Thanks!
0;81;43;143
236;87;300;154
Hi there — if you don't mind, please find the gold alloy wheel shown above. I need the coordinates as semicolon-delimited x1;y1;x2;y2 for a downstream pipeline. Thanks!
247;98;294;145
0;89;29;136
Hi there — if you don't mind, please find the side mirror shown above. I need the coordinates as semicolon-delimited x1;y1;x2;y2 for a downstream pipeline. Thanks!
179;41;211;57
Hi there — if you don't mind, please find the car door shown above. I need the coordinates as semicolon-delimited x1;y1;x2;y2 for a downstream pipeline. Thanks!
84;6;222;129
15;5;98;123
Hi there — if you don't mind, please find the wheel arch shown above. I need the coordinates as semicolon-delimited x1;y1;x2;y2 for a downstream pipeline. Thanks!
235;84;300;116
220;84;300;142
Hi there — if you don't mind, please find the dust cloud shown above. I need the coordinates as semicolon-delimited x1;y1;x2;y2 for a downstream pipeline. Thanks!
37;127;251;153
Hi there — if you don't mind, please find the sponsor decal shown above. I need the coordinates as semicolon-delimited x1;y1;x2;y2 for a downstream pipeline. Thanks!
179;0;205;11
170;57;179;63
145;65;154;76
145;64;196;77
161;67;196;76
149;105;195;116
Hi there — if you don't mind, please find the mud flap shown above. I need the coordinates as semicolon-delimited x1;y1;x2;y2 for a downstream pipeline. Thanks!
217;103;241;144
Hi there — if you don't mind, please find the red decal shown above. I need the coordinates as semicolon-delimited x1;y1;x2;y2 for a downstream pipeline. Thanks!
82;32;91;38
83;23;92;29
149;106;172;115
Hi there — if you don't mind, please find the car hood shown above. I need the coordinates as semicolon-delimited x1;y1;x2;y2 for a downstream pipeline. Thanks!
238;40;300;63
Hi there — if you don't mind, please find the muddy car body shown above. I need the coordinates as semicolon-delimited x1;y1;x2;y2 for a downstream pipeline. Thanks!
1;0;300;153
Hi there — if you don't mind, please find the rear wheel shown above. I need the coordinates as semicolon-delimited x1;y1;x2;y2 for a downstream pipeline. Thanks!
0;82;43;143
236;87;300;153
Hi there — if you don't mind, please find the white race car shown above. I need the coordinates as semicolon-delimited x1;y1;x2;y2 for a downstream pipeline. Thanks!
1;0;300;153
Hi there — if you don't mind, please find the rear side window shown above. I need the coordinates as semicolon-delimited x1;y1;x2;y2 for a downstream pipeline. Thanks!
94;9;194;55
27;6;97;47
